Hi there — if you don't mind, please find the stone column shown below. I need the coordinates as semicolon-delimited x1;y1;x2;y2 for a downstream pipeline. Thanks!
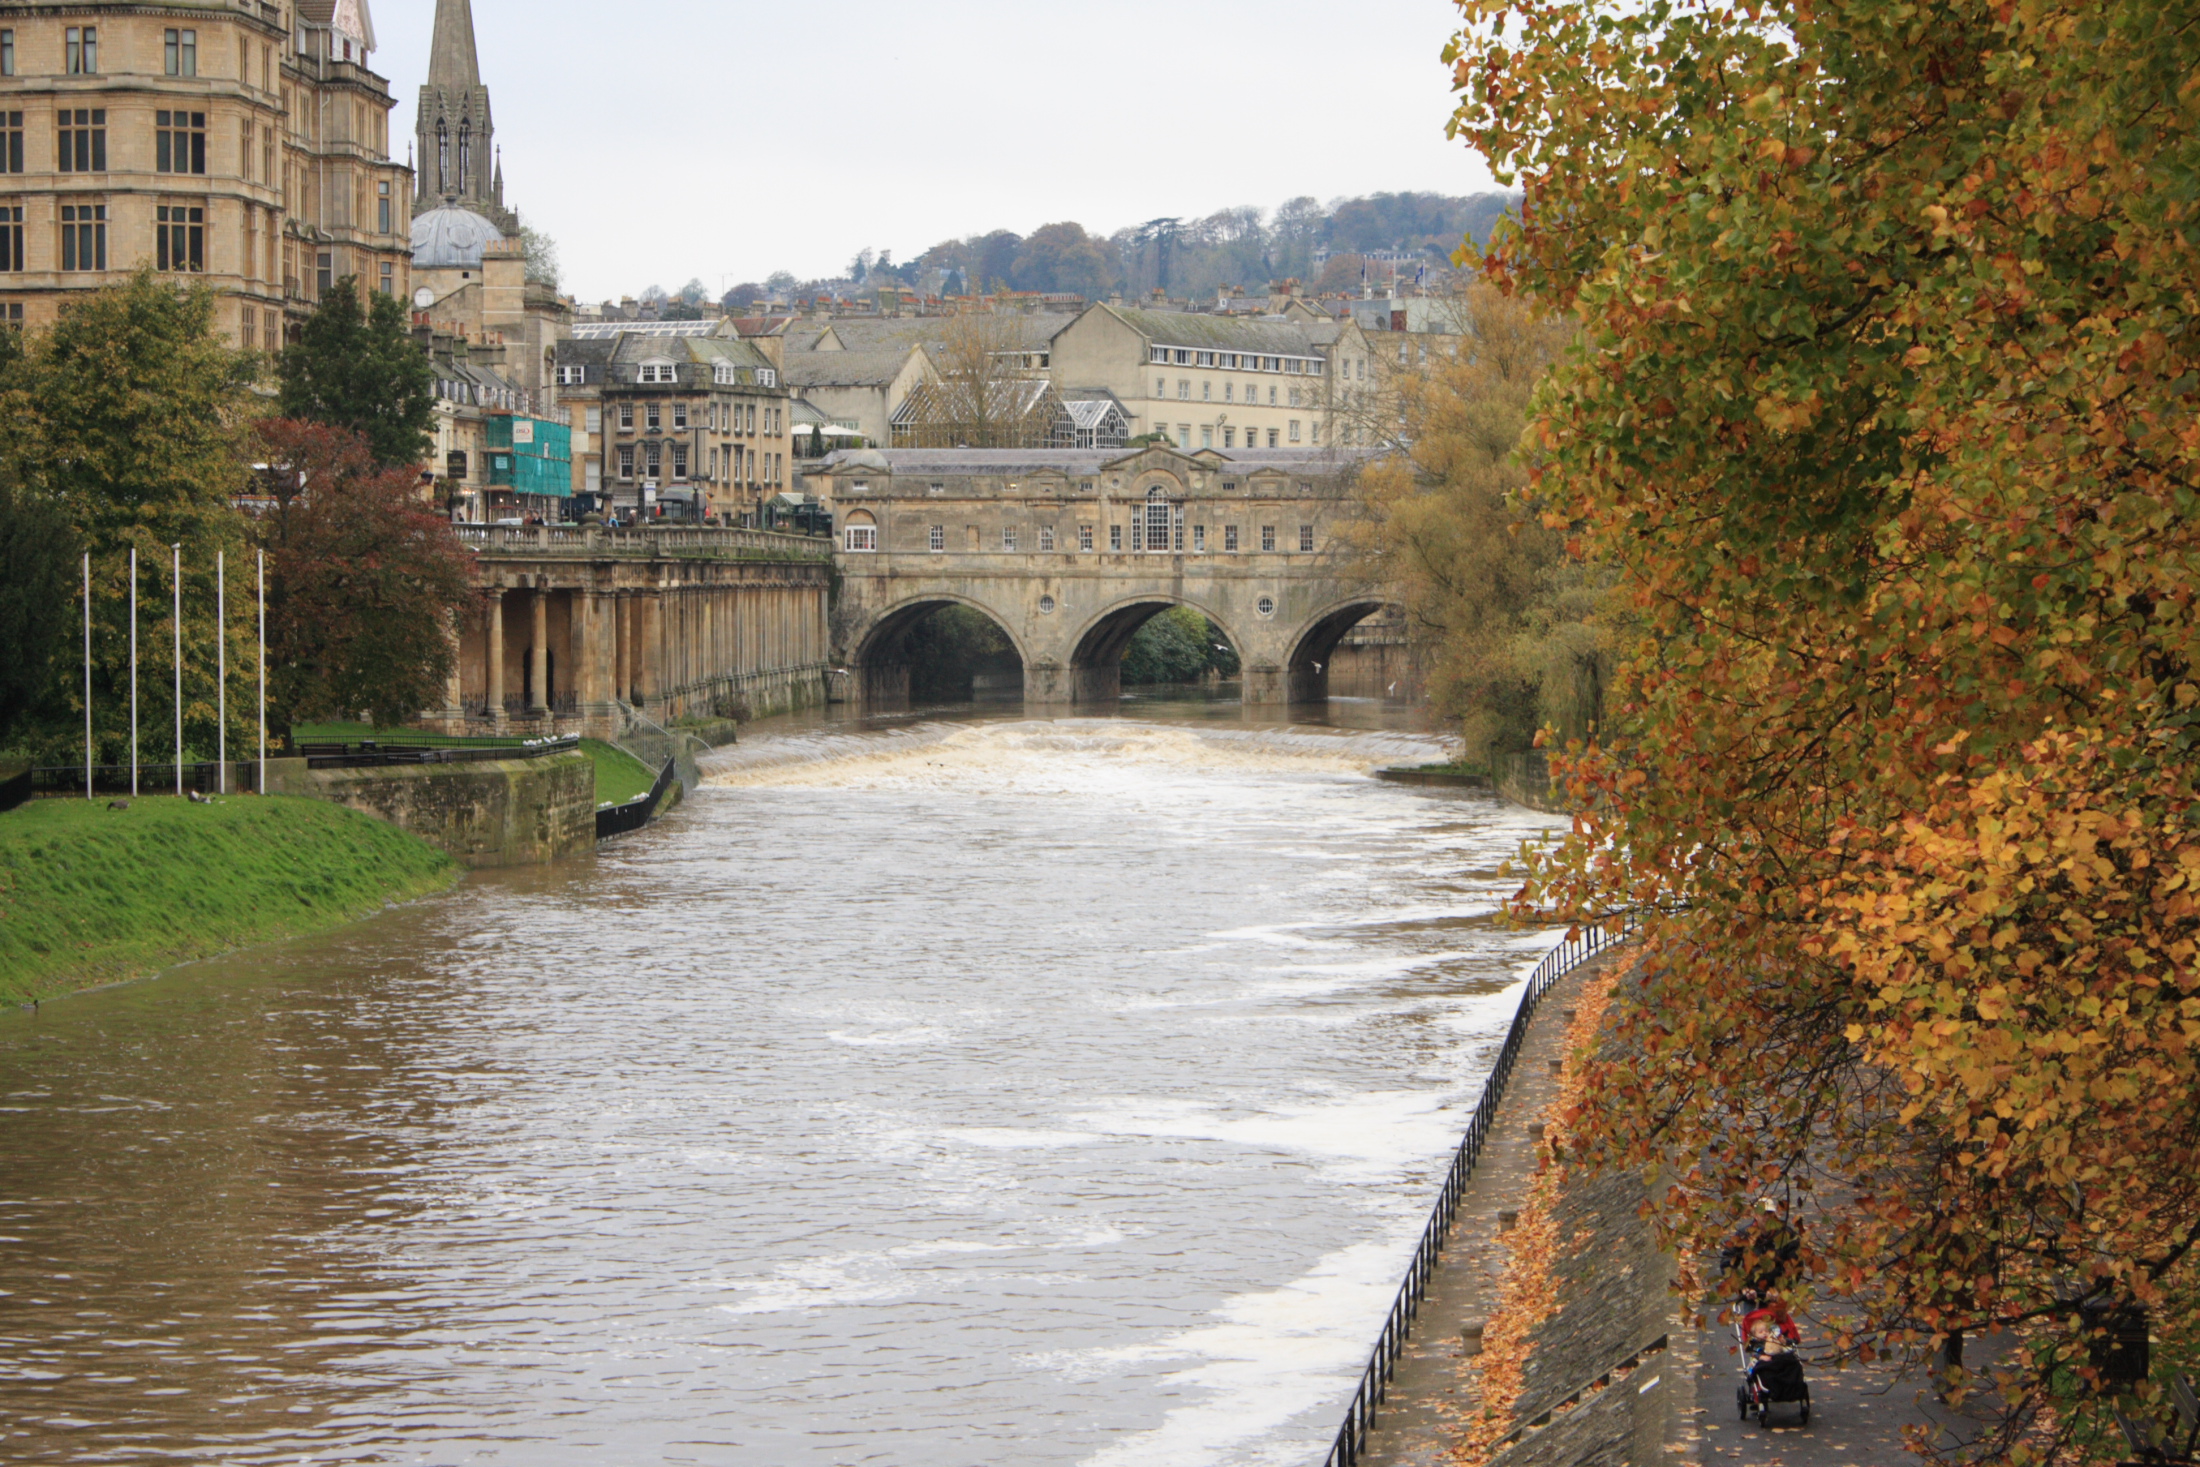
640;587;662;709
486;591;505;726
613;591;630;705
529;587;549;714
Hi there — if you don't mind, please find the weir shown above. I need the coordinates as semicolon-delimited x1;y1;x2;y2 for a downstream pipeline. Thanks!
434;522;837;738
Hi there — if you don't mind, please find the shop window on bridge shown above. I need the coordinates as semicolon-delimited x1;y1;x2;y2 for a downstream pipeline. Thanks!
929;525;944;552
843;512;877;552
1144;489;1171;553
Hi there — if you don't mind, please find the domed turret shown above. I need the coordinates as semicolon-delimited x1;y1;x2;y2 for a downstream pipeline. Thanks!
411;203;503;270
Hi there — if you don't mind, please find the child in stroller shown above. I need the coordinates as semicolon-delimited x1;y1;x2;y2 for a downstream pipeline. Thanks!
1735;1290;1811;1427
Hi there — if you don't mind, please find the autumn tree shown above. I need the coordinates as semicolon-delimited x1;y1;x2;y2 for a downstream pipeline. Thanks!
1012;222;1118;297
1446;0;2200;1458
252;419;474;730
279;276;435;469
1352;284;1605;765
898;313;1060;449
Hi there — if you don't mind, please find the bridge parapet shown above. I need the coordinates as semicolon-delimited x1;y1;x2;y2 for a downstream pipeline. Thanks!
458;523;834;562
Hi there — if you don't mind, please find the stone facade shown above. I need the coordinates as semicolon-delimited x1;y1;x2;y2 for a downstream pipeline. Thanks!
440;522;836;737
807;444;1394;705
0;0;412;343
262;751;596;868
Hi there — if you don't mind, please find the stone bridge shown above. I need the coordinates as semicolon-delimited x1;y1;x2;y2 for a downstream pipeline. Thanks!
805;446;1395;705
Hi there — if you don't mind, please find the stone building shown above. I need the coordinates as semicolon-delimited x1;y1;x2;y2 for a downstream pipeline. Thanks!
1048;303;1375;453
411;0;512;230
553;324;793;523
0;0;412;342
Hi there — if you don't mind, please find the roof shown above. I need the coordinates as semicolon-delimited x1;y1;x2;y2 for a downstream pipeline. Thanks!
411;203;503;269
806;314;1075;354
1091;304;1342;357
810;446;1376;478
781;348;920;388
568;319;722;339
1062;391;1128;431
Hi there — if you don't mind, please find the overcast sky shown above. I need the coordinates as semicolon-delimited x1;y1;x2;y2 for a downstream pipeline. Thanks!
371;0;1500;303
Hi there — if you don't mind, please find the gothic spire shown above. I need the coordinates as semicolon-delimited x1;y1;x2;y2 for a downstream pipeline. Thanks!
426;0;481;91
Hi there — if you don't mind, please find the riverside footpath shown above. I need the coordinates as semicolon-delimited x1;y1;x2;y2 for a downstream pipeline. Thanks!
1351;947;2008;1467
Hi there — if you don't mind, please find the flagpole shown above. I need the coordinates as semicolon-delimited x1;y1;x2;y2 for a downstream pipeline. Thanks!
216;552;226;793
172;543;182;796
257;550;266;797
130;545;139;799
83;553;92;801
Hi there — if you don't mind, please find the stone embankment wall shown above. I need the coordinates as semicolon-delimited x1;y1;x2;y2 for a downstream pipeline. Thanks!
266;752;596;868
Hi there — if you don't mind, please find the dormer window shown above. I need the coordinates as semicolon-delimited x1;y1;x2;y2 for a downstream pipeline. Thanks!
637;360;676;384
713;363;736;385
556;365;586;386
757;368;777;388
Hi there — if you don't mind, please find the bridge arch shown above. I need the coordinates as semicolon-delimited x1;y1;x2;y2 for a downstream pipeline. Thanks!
1067;593;1242;703
851;593;1030;706
1286;596;1403;703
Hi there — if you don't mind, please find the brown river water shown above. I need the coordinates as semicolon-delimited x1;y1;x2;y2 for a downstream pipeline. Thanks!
0;701;1563;1466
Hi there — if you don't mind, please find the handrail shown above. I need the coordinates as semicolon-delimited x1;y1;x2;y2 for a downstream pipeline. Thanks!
453;524;830;556
1322;916;1634;1467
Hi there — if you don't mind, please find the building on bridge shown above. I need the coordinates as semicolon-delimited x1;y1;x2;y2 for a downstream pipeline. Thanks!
806;445;1395;706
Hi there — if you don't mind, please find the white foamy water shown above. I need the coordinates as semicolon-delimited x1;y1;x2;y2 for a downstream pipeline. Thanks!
0;710;1563;1465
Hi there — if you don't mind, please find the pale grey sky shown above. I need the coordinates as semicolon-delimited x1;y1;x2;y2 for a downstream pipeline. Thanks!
372;0;1500;302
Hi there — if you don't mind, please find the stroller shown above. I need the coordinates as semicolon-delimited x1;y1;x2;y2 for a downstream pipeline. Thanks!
1735;1296;1812;1427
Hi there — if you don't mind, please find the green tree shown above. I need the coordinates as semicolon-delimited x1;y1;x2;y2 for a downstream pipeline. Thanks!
0;476;82;748
1121;607;1238;686
0;272;259;765
278;276;434;469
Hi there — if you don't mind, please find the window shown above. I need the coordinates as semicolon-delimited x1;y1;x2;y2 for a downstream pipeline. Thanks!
0;30;12;76
1200;426;1213;449
926;524;944;553
1196;351;1213;367
1177;379;1189;400
263;308;277;348
1173;349;1190;364
156;111;207;175
1260;525;1276;551
65;26;96;74
1288;420;1301;443
58;110;106;173
619;403;634;430
60;203;105;271
713;362;735;385
1300;525;1316;553
1002;526;1017;552
638;362;676;384
374;258;392;294
1110;524;1122;551
746;403;757;433
1039;525;1055;551
1202;381;1212;401
1;112;19;173
1224;525;1239;552
1155;377;1167;398
673;403;688;429
156;204;203;272
585;406;601;432
645;443;661;479
1145;490;1171;553
556;364;586;386
0;202;19;271
164;28;197;76
1223;427;1236;448
316;251;333;296
618;445;634;479
646;404;661;431
1192;525;1206;552
1078;525;1093;552
241;308;255;352
844;519;876;552
757;368;776;388
1288;387;1302;408
1150;345;1167;364
1223;384;1234;404
378;179;391;234
672;445;688;480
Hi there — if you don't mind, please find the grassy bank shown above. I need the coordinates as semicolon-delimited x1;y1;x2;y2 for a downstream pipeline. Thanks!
0;796;459;1004
582;739;657;807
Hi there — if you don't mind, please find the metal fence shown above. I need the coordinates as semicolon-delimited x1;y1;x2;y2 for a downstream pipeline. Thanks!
296;736;580;770
610;705;709;799
31;763;228;798
1322;916;1635;1467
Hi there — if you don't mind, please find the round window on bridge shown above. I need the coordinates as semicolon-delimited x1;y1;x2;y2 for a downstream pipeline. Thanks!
1039;596;1056;615
1256;596;1277;618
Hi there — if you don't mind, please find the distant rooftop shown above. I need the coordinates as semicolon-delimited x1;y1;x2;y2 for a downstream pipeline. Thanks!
568;320;724;339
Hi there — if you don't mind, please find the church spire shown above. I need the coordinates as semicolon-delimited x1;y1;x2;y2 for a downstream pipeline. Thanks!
426;0;481;91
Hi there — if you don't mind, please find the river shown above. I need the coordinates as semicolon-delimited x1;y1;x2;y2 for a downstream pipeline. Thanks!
0;702;1563;1466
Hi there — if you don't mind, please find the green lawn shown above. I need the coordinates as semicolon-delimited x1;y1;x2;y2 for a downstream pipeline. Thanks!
583;739;659;808
0;795;457;1004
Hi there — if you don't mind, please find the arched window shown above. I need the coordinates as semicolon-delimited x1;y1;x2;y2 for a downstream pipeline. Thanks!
435;121;449;193
457;122;472;192
842;510;877;553
1145;487;1173;553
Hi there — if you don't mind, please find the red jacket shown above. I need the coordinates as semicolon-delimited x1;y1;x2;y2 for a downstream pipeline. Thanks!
1743;1302;1800;1345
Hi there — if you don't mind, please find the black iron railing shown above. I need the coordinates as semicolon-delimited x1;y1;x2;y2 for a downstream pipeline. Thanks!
1322;916;1634;1467
297;735;579;770
595;758;677;840
31;763;226;798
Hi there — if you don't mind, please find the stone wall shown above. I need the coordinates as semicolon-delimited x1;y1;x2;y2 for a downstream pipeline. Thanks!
267;752;595;869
